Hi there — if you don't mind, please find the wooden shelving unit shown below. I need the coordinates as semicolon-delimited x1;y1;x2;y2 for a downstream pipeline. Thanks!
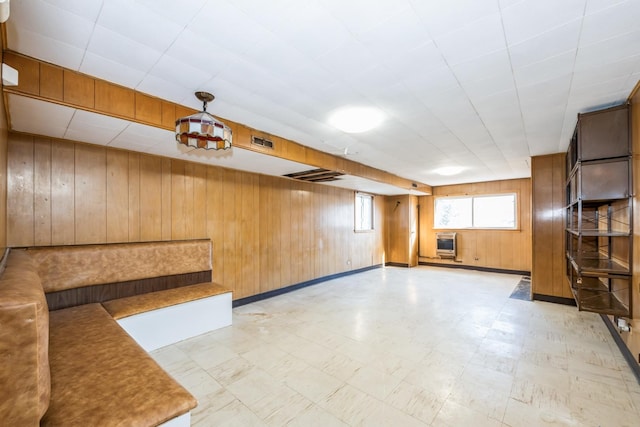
565;104;632;317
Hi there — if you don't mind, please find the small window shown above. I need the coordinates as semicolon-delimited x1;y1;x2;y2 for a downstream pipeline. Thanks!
434;193;516;229
355;192;374;231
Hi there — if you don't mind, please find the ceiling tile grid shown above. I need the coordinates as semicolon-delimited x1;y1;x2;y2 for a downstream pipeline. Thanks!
5;0;640;187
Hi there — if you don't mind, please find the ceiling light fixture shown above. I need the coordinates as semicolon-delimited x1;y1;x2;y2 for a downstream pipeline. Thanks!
434;166;464;176
328;106;384;133
175;91;232;150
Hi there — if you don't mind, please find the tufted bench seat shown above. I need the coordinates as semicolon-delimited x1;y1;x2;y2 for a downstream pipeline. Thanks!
43;303;197;427
0;239;232;426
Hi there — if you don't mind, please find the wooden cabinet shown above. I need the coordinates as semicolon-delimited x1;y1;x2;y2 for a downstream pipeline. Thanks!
565;104;632;317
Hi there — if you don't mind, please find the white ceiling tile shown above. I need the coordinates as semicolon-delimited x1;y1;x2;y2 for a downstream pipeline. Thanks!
584;0;628;15
8;0;640;188
65;110;130;145
580;0;640;46
355;4;430;55
434;13;506;65
410;0;501;38
110;123;174;150
188;0;271;56
6;27;85;70
501;0;586;46
8;95;74;138
164;30;239;80
136;75;191;106
572;54;640;88
320;0;411;37
98;0;184;51
513;50;576;87
133;0;208;27
11;0;95;49
507;20;581;68
87;25;163;73
79;52;146;88
575;29;640;71
43;0;103;21
148;55;214;91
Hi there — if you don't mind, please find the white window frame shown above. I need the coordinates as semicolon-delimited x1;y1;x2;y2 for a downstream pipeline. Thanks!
434;193;518;230
354;192;374;232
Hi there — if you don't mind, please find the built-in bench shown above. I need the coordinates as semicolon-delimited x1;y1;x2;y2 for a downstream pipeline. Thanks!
0;239;232;426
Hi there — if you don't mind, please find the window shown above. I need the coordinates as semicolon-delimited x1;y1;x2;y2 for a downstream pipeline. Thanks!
355;192;374;231
434;193;516;229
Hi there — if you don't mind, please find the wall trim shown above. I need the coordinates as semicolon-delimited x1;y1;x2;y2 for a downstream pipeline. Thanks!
385;262;410;268
601;314;640;384
419;261;529;276
532;293;577;306
233;264;382;308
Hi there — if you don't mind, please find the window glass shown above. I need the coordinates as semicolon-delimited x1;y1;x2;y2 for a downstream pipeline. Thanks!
355;192;374;231
434;193;516;229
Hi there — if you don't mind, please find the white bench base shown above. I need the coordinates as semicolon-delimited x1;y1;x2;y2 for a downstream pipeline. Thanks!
116;292;232;351
159;412;191;427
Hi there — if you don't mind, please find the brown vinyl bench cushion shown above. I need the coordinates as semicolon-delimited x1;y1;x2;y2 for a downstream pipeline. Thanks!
42;303;197;427
0;250;50;425
103;282;231;320
27;239;212;293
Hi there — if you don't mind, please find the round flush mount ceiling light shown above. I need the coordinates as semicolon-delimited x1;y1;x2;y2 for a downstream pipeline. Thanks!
328;107;385;133
434;166;465;176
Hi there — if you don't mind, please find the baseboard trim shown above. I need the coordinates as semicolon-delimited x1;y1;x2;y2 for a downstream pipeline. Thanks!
601;314;640;384
418;262;530;276
385;262;410;268
232;264;383;308
532;293;577;306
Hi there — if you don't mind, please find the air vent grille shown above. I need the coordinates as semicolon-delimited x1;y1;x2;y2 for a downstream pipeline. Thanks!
284;168;344;183
251;135;274;149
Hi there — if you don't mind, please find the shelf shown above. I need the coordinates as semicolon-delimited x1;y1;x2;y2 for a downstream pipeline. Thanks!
570;285;629;317
567;254;630;276
565;229;630;237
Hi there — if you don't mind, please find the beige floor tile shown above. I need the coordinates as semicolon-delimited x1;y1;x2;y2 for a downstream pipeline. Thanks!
346;365;404;400
147;266;640;426
385;380;445;424
431;400;503;427
282;365;343;403
285;404;348;427
502;398;577;427
193;399;266;427
319;384;381;425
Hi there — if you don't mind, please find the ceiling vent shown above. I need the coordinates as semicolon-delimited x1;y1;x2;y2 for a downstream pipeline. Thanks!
251;135;274;149
284;168;344;183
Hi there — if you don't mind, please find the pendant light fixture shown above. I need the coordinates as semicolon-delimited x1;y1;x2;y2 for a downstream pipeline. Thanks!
175;91;232;150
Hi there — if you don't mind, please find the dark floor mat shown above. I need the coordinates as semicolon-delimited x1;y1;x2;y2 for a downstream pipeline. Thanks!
510;276;531;301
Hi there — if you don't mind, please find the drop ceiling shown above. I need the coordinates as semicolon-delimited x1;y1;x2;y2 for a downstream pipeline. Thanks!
5;0;640;188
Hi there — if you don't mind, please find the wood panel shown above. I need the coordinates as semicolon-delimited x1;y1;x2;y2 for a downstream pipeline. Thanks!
531;154;569;297
6;134;386;301
7;134;34;246
95;81;135;119
385;195;411;265
34;138;52;245
74;144;106;243
63;70;94;109
40;63;63;101
50;140;75;244
418;178;532;272
106;150;129;242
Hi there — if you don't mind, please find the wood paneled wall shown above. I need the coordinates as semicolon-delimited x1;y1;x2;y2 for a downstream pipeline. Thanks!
531;154;572;298
384;195;418;266
7;134;385;300
0;48;7;253
418;178;532;272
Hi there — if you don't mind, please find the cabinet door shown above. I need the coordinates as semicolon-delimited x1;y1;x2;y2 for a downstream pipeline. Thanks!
579;106;629;160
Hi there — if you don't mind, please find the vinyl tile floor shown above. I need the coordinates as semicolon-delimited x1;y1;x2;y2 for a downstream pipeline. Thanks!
151;266;640;426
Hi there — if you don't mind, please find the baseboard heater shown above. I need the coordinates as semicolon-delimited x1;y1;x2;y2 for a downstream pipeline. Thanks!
436;232;457;259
